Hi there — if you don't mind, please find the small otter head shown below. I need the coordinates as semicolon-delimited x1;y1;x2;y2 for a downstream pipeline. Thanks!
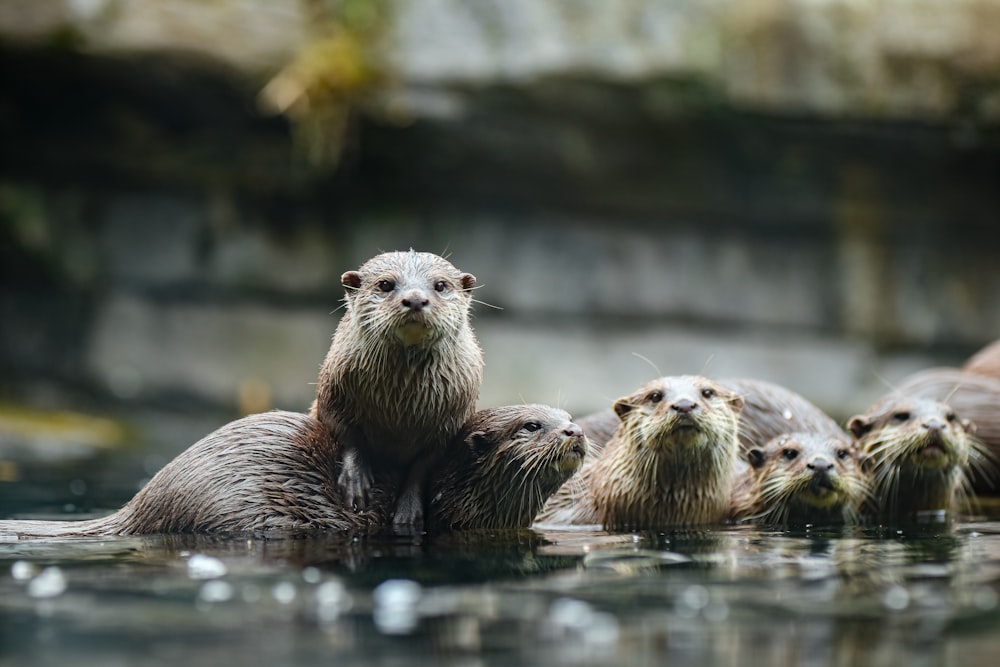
848;396;978;516
431;404;588;531
745;433;867;524
342;250;477;347
612;375;744;459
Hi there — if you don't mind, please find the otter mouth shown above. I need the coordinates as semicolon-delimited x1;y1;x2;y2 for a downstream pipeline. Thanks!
554;439;587;473
394;321;432;346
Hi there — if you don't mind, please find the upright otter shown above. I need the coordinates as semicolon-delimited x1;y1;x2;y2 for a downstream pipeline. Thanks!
848;393;986;522
428;404;587;532
310;250;483;527
537;375;744;530
962;338;1000;379
0;405;581;538
729;432;867;526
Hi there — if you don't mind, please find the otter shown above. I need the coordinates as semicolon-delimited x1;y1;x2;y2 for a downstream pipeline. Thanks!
729;432;868;526
848;392;987;522
962;339;1000;379
310;250;483;527
536;375;744;530
428;404;587;532
0;405;582;539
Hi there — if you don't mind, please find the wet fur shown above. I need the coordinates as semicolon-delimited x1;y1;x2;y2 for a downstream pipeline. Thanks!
849;392;990;521
538;375;744;530
310;250;483;522
730;432;869;526
428;405;587;531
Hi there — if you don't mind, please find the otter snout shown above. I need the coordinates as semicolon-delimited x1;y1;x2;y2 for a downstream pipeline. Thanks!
671;398;698;414
807;456;834;473
400;289;430;312
807;456;836;491
922;418;945;434
563;424;583;438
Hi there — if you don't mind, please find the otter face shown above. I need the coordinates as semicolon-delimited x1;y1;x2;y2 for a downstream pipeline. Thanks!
612;375;744;453
440;404;587;530
342;251;476;346
848;398;973;473
747;433;864;518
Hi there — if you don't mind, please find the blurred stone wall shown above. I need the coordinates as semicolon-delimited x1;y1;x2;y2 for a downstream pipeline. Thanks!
1;0;999;422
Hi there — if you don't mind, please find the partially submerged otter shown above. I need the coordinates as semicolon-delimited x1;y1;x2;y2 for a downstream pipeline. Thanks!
537;375;744;530
428;404;587;531
0;405;581;539
311;250;483;527
848;393;987;522
730;432;867;526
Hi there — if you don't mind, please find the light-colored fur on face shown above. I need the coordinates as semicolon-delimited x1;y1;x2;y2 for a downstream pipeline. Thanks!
731;432;869;526
538;375;744;530
849;396;988;520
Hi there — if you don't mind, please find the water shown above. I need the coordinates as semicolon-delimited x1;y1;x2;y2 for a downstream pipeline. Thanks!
3;420;1000;666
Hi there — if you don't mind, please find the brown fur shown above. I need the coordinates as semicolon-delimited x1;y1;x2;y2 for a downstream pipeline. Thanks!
310;250;483;526
729;432;868;526
963;339;1000;379
0;411;384;539
848;391;989;521
537;375;744;530
428;405;587;532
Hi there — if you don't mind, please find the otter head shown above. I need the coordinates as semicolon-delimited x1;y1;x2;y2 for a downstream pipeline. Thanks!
747;433;865;521
434;404;587;530
848;398;973;475
612;375;744;458
342;250;476;347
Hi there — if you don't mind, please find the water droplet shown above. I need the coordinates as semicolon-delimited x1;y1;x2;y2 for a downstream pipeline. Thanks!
373;579;422;635
28;567;67;599
187;554;227;580
302;567;322;584
69;479;87;496
273;581;297;605
316;580;353;622
11;560;36;581
199;580;234;603
883;585;910;611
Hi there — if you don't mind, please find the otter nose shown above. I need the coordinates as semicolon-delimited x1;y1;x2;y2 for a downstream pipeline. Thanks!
923;418;945;433
807;456;834;472
671;398;697;414
400;290;430;311
563;424;583;438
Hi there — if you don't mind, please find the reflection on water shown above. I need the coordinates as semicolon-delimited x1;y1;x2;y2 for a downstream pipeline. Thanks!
3;521;1000;666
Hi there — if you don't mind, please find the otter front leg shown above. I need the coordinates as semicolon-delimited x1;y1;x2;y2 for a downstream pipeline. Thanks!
392;477;425;529
337;446;375;513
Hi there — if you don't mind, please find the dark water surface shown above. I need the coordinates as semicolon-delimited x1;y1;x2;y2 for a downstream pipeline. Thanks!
4;517;1000;666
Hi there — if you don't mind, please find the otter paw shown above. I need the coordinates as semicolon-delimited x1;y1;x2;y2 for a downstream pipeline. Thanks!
338;450;374;513
392;484;425;529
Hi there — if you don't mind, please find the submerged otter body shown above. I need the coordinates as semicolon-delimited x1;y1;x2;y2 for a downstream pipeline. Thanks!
729;432;867;526
1;405;583;539
848;391;987;522
537;375;744;530
0;411;379;539
310;250;483;526
429;404;587;532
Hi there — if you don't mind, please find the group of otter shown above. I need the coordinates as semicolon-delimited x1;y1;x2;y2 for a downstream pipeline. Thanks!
2;251;999;539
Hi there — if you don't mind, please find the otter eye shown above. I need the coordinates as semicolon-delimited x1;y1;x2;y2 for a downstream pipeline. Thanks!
433;280;448;292
782;448;798;461
836;449;851;460
701;388;715;399
377;279;396;293
648;391;663;404
945;412;957;422
892;411;911;422
521;421;542;433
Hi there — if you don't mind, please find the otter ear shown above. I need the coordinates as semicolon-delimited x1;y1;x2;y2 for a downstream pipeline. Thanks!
747;448;767;469
859;454;875;474
613;398;635;419
342;271;362;290
468;431;492;455
729;393;746;413
962;418;977;435
460;273;477;291
848;415;872;439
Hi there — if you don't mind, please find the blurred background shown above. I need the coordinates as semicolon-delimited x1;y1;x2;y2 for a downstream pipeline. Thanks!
1;0;999;512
